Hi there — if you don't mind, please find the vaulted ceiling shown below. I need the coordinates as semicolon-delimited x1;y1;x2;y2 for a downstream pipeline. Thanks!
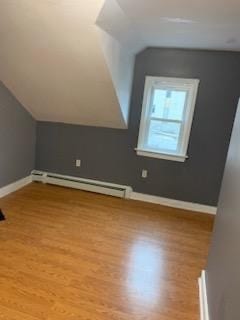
0;0;239;128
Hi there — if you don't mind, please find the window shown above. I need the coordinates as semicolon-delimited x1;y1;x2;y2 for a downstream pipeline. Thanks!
136;76;199;162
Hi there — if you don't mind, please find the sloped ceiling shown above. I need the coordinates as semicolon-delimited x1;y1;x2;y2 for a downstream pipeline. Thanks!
0;0;134;128
0;0;239;128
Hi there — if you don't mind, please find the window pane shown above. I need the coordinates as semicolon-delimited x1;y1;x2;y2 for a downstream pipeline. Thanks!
146;120;181;152
151;89;187;121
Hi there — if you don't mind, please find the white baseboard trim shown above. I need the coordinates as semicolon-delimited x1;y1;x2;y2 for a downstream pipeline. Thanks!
0;175;32;199
14;170;216;215
130;192;217;214
198;270;210;320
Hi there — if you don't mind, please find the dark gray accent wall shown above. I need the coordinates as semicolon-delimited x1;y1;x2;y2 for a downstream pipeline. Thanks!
36;48;240;206
0;82;36;187
206;100;240;320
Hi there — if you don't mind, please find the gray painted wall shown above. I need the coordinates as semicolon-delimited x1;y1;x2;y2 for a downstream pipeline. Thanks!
36;48;240;206
206;99;240;320
0;82;36;188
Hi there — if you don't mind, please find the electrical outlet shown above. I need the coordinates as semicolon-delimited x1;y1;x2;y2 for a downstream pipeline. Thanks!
142;169;148;178
76;159;81;167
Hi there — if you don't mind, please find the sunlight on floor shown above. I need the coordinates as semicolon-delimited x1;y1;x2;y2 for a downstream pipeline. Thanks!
126;238;164;311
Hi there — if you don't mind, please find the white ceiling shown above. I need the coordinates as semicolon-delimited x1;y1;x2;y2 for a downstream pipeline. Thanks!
100;0;240;52
0;0;239;128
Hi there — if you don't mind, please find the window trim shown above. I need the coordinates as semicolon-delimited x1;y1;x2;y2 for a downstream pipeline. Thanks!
136;76;200;162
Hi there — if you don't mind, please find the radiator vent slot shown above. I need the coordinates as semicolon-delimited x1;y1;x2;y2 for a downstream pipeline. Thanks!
32;171;132;199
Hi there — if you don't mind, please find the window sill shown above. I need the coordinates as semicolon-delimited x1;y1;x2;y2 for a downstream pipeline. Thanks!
135;148;188;162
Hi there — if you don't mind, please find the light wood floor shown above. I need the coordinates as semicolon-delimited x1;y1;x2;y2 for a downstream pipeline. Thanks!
0;183;214;320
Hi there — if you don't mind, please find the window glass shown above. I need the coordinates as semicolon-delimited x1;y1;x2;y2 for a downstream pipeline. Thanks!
151;89;187;121
147;120;181;152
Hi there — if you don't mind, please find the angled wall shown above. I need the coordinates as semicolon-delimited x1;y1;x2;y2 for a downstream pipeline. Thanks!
97;29;134;123
0;82;36;188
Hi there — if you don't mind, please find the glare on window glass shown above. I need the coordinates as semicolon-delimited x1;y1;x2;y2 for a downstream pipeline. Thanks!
151;89;187;121
147;120;181;152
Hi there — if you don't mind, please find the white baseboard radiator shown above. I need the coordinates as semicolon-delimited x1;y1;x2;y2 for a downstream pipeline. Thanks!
32;170;132;199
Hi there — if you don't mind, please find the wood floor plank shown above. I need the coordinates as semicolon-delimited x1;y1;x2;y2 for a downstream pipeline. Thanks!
0;183;214;320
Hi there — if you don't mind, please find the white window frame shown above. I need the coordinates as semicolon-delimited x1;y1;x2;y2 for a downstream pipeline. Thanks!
135;76;199;162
